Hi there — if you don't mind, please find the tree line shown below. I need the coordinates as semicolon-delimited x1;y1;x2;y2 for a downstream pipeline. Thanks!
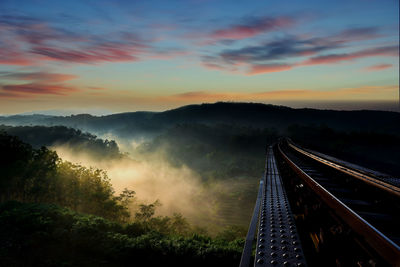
0;131;245;266
0;131;131;221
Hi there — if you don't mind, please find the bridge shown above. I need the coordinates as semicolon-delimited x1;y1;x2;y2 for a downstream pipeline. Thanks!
240;139;400;266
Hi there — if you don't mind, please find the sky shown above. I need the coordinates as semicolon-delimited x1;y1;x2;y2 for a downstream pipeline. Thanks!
0;0;399;114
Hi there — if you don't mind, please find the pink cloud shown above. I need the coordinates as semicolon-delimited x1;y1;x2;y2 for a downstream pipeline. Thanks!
148;50;190;60
209;16;293;41
1;83;78;96
201;62;227;71
0;15;154;66
1;72;78;82
301;46;398;66
211;26;261;40
0;91;22;98
201;61;241;74
31;43;144;64
248;64;293;75
363;64;393;71
0;69;80;98
0;41;34;65
0;57;34;66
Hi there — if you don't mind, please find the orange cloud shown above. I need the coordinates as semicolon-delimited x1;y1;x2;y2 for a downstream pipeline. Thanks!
1;83;79;97
363;64;393;71
337;85;397;94
248;64;293;75
0;71;80;98
0;57;34;66
162;85;398;102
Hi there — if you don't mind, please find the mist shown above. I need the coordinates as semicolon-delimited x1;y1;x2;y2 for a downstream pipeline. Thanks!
52;140;224;230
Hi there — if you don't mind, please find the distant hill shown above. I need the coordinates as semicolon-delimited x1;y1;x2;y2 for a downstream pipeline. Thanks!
1;102;399;137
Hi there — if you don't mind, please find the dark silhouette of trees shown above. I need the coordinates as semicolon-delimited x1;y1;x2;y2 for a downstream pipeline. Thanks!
0;201;243;267
0;131;132;221
0;125;121;160
0;132;245;266
139;123;279;181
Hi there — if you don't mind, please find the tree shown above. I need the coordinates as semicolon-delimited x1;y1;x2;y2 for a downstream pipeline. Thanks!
135;200;161;222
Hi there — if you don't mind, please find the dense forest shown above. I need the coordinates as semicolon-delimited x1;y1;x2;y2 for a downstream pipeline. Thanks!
2;102;398;177
139;124;278;180
0;132;244;266
1;103;399;266
0;125;121;160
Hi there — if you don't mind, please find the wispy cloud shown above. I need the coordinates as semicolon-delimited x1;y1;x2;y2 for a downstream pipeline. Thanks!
208;16;293;41
163;85;398;102
200;22;397;75
218;37;335;64
0;70;79;98
203;35;397;75
31;43;144;63
332;27;382;43
1;83;78;96
0;71;77;82
248;64;293;75
362;64;393;72
0;39;35;65
1;12;396;76
248;45;397;74
0;14;187;66
300;46;398;65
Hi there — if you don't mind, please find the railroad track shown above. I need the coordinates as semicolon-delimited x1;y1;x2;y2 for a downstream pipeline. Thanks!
278;139;400;266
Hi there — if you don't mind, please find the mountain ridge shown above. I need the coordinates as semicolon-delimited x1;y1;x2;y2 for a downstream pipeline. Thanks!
1;102;399;136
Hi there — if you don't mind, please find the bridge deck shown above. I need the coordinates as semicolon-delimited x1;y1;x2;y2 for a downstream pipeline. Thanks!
240;146;307;266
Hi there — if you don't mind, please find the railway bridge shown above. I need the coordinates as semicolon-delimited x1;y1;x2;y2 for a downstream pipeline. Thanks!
240;139;400;266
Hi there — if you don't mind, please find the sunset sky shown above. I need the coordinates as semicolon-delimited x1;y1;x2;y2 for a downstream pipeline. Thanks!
0;0;399;114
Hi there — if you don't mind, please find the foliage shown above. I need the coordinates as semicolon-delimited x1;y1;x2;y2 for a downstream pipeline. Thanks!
136;123;276;227
0;132;246;265
0;125;121;160
0;201;243;267
0;131;132;222
134;200;161;222
139;123;278;181
216;225;248;242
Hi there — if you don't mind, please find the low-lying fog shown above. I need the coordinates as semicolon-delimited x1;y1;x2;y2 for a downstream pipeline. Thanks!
52;135;254;231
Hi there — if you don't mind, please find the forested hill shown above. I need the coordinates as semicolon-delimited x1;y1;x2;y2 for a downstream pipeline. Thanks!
1;102;399;136
0;125;122;160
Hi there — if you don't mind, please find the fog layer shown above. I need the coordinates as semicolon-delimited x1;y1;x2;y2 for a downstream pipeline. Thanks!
53;143;223;229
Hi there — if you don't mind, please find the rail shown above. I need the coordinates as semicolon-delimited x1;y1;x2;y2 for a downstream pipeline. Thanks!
287;140;400;197
278;142;400;265
239;179;264;267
